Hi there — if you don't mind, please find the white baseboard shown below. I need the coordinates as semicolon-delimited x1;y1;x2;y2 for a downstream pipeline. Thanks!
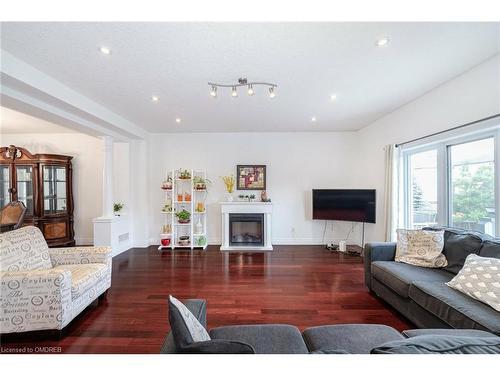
148;236;360;247
75;237;93;245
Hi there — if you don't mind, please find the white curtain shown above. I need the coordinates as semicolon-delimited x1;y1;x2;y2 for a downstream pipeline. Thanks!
383;144;401;242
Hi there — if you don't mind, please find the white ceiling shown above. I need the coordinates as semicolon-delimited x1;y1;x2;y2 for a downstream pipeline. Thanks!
0;106;76;134
1;22;499;133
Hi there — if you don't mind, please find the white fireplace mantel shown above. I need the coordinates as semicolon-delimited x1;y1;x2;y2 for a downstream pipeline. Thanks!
220;202;273;251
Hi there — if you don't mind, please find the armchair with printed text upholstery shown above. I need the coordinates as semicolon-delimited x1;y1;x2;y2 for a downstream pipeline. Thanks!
0;226;112;334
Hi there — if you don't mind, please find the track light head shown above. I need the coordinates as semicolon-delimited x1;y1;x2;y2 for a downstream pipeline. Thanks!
269;87;276;98
210;86;217;97
231;86;238;97
247;85;255;96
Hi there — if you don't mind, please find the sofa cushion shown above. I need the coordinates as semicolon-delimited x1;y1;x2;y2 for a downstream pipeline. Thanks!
480;240;500;259
408;281;500;335
0;226;52;272
371;335;500;354
371;261;453;298
53;263;108;300
302;324;404;354
424;227;485;274
403;328;497;338
209;324;308;354
168;296;210;350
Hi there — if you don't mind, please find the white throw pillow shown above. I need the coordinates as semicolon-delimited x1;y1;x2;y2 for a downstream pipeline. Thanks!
395;229;447;268
168;295;211;342
446;254;500;312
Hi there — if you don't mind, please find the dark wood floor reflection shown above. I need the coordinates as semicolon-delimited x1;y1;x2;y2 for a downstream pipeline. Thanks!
0;245;412;353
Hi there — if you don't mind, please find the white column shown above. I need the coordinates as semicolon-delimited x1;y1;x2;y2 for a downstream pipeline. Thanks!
102;136;114;218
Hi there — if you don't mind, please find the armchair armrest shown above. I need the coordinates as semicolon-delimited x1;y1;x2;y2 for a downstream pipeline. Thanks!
0;268;72;333
48;246;112;266
364;242;397;290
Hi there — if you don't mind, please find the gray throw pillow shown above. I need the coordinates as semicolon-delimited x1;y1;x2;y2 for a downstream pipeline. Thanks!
371;335;500;354
446;254;500;312
168;295;211;349
479;240;500;259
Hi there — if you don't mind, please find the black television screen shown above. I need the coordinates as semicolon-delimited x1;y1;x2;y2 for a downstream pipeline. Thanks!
312;189;376;223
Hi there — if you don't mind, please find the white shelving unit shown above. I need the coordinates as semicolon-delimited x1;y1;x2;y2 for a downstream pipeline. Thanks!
158;169;208;251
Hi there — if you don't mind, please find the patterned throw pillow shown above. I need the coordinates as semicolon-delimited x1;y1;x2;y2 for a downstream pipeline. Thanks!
446;254;500;312
168;295;211;342
395;229;447;268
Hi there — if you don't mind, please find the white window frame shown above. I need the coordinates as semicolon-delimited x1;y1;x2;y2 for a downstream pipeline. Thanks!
401;129;500;235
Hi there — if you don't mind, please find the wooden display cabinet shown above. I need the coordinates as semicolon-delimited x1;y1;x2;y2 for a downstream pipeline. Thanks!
0;145;75;246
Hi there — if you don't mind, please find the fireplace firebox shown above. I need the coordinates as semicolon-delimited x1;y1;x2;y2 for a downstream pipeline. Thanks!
229;213;264;247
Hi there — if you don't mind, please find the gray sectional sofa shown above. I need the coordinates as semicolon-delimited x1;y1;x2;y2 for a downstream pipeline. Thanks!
364;227;500;335
161;299;500;354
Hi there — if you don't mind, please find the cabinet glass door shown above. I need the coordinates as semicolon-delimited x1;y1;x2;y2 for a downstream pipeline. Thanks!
0;165;10;208
44;166;67;215
16;165;34;215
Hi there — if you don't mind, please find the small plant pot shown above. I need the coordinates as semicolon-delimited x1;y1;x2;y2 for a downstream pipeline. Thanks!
178;219;190;224
178;236;190;245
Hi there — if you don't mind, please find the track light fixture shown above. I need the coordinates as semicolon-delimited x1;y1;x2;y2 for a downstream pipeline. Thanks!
208;78;277;98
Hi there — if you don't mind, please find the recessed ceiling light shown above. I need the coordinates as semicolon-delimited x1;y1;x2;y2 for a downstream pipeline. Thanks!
175;118;182;124
99;46;111;55
151;95;159;103
330;94;337;102
375;37;389;47
311;116;317;122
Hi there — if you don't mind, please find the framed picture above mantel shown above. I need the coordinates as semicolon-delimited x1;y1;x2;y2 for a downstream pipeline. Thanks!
237;165;266;190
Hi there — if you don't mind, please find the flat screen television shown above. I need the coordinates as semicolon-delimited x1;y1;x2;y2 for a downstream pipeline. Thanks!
312;189;376;223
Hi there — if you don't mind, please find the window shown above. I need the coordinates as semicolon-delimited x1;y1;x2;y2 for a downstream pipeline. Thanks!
449;137;495;235
402;129;499;236
407;149;438;229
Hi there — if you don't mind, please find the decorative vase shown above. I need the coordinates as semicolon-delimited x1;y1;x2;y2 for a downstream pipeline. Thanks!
227;194;234;202
195;218;203;235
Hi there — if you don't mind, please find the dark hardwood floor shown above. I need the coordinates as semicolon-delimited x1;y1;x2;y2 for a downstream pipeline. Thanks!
0;245;412;353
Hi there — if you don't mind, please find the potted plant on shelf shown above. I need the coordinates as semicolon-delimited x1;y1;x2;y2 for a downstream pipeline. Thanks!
161;177;173;190
178;169;191;180
196;235;207;247
113;202;124;216
193;176;211;191
175;209;191;224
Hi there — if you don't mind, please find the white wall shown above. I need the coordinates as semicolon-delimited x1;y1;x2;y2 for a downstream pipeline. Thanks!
4;55;498;250
356;54;500;242
0;133;104;244
148;132;367;246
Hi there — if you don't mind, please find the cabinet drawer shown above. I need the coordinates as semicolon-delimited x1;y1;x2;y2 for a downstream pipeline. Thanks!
42;220;67;240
